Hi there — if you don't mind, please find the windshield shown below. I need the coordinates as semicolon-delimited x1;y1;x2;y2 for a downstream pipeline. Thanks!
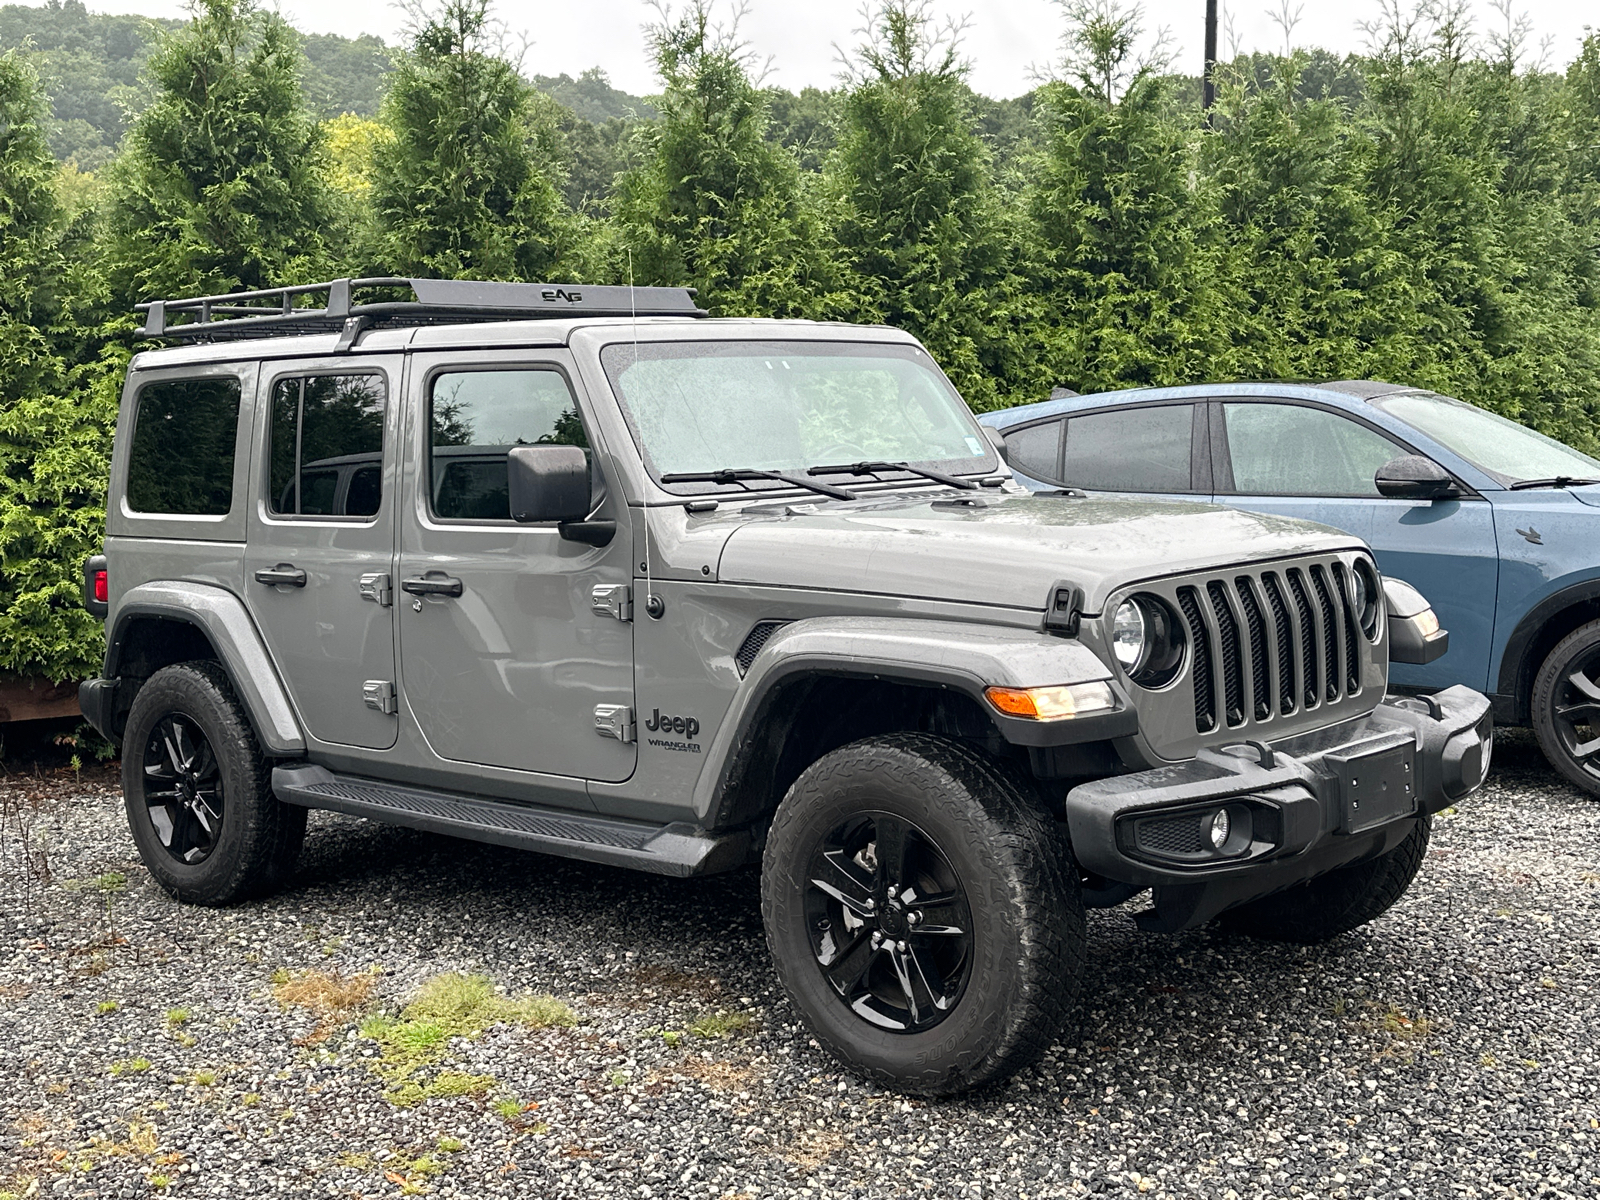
1371;391;1600;485
600;340;993;485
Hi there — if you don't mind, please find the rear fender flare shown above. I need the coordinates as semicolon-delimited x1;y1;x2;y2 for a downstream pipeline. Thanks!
693;616;1124;825
107;581;306;756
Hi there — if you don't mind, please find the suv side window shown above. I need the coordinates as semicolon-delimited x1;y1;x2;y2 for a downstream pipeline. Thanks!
1222;402;1404;496
126;376;242;515
1061;404;1195;492
429;369;589;521
1004;419;1064;482
268;374;386;517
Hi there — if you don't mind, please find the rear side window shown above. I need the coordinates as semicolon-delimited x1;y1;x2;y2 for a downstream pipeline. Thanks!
126;377;242;515
1004;419;1064;482
1061;404;1194;492
268;374;386;517
428;369;587;521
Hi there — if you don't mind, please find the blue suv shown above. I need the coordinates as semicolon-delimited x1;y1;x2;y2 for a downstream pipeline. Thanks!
979;380;1600;795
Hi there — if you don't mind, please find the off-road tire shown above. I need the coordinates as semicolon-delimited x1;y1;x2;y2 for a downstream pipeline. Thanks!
1531;619;1600;797
122;661;305;905
1220;815;1431;944
761;733;1085;1095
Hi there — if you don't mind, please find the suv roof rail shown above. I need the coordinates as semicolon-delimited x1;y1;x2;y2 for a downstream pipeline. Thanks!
135;277;707;343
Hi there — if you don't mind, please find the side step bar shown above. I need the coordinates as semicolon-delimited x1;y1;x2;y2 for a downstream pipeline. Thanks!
271;764;751;878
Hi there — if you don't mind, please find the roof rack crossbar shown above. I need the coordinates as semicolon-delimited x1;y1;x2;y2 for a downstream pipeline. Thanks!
135;277;706;342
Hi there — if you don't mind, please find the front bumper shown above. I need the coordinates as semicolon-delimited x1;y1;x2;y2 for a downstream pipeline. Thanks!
1065;685;1492;931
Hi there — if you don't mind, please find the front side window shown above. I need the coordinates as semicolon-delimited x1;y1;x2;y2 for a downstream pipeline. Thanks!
1223;403;1403;496
429;369;587;521
599;341;992;482
1370;390;1600;485
268;374;386;517
1061;404;1194;493
126;376;242;515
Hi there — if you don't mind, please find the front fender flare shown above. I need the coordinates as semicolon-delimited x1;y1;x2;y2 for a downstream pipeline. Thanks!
107;581;306;756
691;616;1135;821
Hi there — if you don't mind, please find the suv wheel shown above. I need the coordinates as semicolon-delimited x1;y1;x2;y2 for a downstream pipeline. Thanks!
122;662;306;905
1531;619;1600;797
760;733;1084;1095
1220;815;1431;943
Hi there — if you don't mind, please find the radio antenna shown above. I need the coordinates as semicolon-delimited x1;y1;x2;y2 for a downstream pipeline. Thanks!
630;248;655;619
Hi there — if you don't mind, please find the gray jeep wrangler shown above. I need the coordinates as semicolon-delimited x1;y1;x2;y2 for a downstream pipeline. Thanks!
79;278;1493;1095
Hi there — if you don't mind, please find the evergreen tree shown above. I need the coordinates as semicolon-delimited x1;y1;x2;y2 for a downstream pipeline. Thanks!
612;0;839;317
367;0;579;281
1024;0;1221;394
0;50;115;682
103;0;338;306
826;0;1016;407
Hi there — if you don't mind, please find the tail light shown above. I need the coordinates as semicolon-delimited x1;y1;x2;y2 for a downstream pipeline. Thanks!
83;554;108;619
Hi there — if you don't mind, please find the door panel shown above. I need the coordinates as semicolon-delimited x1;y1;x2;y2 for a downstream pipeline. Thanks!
245;361;400;751
1211;400;1499;691
397;353;636;783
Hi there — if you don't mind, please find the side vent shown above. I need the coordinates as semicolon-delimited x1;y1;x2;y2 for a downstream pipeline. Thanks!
735;620;792;676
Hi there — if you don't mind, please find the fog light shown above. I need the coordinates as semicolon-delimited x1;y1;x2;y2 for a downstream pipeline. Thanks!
1208;808;1231;850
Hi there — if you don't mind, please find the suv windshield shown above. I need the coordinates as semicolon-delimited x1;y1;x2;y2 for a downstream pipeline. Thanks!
1371;391;1600;485
600;340;993;485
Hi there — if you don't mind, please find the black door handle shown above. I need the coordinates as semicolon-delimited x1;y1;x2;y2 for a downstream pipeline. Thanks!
254;564;306;588
400;574;463;598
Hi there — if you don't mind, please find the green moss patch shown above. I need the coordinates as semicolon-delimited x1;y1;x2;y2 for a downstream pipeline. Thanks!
362;972;575;1106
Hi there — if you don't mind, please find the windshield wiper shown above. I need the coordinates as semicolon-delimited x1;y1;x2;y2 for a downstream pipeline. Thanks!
660;468;858;502
808;460;978;490
1507;476;1600;490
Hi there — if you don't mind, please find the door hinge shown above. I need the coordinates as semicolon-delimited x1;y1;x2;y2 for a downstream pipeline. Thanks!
591;584;632;622
593;704;634;744
359;572;393;607
362;680;397;715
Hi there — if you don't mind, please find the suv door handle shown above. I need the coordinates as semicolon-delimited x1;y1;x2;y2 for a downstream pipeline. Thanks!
254;564;307;588
400;574;463;598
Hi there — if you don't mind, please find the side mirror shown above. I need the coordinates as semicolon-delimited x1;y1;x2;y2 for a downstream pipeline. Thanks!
983;424;1009;465
507;445;591;523
1375;455;1457;500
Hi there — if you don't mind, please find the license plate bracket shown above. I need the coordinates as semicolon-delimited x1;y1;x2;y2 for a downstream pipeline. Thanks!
1327;740;1417;834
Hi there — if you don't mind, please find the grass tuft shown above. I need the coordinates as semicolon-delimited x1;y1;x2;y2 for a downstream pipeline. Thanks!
689;1010;755;1039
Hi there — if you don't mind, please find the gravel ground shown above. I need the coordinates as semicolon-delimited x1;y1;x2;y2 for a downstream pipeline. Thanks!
2;731;1597;1200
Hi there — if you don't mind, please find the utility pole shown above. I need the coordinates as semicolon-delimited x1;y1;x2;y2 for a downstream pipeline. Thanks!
1203;0;1218;117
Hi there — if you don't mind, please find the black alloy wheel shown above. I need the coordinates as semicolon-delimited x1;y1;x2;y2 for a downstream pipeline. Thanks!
141;713;225;864
1533;619;1600;797
805;812;973;1032
122;661;306;905
761;733;1084;1095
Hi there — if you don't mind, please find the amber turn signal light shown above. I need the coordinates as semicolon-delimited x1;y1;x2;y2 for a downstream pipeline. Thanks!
984;681;1115;721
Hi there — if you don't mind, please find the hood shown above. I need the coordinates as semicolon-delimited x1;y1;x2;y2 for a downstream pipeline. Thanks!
716;492;1364;612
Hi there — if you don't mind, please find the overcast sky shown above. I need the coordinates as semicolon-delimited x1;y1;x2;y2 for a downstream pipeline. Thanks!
67;0;1600;99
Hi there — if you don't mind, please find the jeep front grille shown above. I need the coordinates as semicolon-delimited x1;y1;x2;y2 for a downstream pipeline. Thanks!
1176;563;1365;735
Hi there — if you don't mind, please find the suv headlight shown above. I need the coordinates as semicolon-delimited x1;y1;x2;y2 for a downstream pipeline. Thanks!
1350;558;1382;640
1113;595;1185;688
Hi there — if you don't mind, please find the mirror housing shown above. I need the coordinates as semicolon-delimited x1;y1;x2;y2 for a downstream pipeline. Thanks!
1375;455;1457;500
983;424;1009;465
507;445;591;524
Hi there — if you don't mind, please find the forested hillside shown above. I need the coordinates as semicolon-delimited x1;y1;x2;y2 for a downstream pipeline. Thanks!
2;0;1600;686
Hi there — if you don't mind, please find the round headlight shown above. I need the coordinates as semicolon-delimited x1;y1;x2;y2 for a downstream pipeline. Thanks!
1113;599;1147;672
1113;595;1187;688
1351;559;1382;639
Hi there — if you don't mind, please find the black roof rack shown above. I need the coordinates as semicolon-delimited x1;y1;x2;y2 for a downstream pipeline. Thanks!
136;277;707;343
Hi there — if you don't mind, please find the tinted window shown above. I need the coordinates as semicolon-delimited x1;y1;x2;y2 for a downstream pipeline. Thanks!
1224;403;1403;496
268;374;386;517
1061;405;1193;492
430;370;587;521
1005;419;1063;482
126;377;241;515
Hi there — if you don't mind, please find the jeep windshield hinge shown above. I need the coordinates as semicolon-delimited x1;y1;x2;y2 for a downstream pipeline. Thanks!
594;704;635;744
591;584;632;622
